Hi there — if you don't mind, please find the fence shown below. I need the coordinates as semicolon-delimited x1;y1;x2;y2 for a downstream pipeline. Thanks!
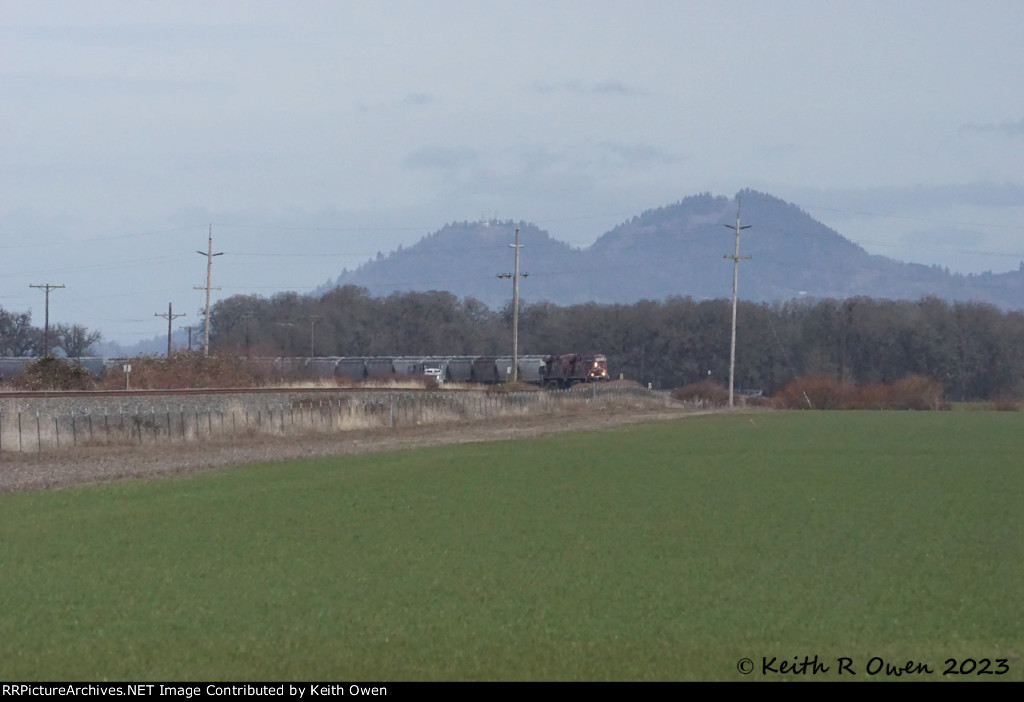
0;385;673;455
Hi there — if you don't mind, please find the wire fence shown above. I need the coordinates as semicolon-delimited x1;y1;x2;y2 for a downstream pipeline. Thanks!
0;385;674;455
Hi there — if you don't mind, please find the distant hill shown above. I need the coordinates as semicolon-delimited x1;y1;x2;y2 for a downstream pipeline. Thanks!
323;190;1024;311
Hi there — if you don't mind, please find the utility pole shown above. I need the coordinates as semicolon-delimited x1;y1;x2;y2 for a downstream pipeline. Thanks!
239;313;254;357
497;227;527;383
194;225;223;357
155;303;186;358
29;283;65;356
301;315;322;358
723;206;752;408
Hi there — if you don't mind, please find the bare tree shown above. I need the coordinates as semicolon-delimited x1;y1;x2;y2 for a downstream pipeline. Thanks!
0;308;42;356
54;323;102;358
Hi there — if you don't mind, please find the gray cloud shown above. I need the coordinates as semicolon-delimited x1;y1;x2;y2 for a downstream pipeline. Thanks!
0;22;285;47
590;79;637;96
792;182;1024;214
2;72;225;100
532;78;640;97
594;141;681;167
404;146;478;171
402;93;433;106
961;118;1024;137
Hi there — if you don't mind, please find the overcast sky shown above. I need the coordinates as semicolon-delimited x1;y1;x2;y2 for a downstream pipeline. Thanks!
3;1;1024;346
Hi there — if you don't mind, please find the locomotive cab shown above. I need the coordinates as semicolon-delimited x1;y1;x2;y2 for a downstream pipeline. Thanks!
583;354;609;381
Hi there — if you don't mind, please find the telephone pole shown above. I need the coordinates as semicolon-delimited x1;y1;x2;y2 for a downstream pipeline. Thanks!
194;225;223;357
301;315;322;357
29;283;65;356
155;303;186;358
497;227;527;382
724;207;751;408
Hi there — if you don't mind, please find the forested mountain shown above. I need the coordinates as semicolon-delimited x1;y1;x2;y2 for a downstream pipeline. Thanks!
319;220;583;309
324;190;1024;311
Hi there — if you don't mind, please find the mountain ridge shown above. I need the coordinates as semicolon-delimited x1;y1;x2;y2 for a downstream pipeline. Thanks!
323;190;1024;311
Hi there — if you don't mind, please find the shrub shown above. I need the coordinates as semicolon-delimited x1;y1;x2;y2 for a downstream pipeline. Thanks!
9;356;95;391
671;380;730;407
96;353;271;390
775;374;855;409
851;382;892;410
774;374;948;410
990;395;1020;411
889;375;947;410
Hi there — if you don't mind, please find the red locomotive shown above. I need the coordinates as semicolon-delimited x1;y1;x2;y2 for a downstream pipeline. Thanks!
543;353;610;388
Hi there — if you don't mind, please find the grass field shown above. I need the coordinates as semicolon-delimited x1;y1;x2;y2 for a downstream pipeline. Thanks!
1;411;1021;681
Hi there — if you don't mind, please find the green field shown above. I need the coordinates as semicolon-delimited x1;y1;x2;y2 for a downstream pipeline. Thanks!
1;411;1021;681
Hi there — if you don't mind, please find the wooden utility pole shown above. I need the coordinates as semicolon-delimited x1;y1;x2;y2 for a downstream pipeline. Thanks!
497;227;527;382
723;207;751;408
29;283;65;356
194;225;223;356
302;315;322;358
155;303;186;357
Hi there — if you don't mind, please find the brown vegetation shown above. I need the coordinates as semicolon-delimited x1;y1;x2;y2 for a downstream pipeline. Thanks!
8;356;95;391
671;380;731;407
990;395;1021;411
94;353;271;390
774;374;948;410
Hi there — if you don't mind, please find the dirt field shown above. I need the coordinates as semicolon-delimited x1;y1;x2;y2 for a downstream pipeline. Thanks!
0;405;703;494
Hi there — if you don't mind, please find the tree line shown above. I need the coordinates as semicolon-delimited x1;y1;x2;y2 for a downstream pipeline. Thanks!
6;285;1019;400
0;308;102;358
204;286;1024;401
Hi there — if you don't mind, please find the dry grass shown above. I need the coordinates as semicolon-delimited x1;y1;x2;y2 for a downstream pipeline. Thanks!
0;399;698;494
0;386;683;481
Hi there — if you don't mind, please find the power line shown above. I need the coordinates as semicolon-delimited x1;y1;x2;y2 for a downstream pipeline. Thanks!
723;206;751;408
155;303;186;357
194;225;223;357
0;225;205;250
28;283;65;356
497;227;527;382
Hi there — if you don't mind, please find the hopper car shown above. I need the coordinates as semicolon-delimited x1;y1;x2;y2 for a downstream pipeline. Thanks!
0;353;610;389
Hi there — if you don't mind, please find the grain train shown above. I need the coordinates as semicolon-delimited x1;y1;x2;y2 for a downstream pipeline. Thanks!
292;353;610;388
0;353;610;388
